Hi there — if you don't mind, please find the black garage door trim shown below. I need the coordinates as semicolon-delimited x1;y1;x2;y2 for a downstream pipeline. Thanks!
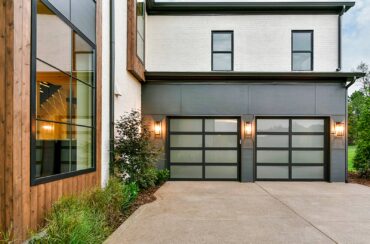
255;116;330;181
167;116;241;181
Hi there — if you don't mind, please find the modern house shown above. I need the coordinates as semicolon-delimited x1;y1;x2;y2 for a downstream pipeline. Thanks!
0;0;363;241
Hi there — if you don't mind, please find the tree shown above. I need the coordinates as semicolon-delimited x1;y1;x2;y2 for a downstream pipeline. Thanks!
348;91;366;144
356;62;370;96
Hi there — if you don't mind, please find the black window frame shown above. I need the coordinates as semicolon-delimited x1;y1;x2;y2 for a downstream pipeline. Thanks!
291;30;314;71
254;117;330;181
30;0;97;186
211;31;234;71
136;0;145;64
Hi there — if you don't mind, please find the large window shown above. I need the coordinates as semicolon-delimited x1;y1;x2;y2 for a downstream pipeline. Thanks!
292;30;313;71
136;0;145;63
31;0;96;184
212;31;233;71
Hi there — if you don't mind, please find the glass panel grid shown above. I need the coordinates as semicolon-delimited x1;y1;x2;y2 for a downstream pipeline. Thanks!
212;31;233;71
292;31;313;71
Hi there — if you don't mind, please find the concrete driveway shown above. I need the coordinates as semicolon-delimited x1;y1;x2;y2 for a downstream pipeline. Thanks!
105;182;370;244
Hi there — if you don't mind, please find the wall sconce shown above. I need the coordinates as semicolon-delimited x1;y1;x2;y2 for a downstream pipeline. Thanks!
154;121;162;137
244;121;252;138
334;122;345;137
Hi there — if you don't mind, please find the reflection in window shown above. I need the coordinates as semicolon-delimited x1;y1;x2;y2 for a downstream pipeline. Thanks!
212;31;233;71
33;0;95;180
136;0;145;63
292;31;313;71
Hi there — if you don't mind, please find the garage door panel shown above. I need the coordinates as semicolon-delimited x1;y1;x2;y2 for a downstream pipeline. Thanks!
169;117;240;180
256;118;328;181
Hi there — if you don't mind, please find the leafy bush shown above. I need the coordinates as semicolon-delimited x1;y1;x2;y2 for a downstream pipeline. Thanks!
136;167;158;189
113;110;161;187
31;179;137;244
156;169;170;185
353;96;370;177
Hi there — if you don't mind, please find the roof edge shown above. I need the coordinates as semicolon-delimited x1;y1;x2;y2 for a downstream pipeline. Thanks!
146;1;356;15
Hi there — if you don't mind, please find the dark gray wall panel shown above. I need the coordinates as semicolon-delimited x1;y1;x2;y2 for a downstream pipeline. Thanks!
142;85;182;114
181;85;248;115
330;149;345;182
249;84;316;115
48;0;70;19
316;84;346;115
241;148;254;182
71;0;96;43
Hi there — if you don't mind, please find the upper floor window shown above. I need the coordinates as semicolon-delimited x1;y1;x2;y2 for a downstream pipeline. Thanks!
31;0;96;184
212;31;233;71
136;0;145;63
292;30;313;71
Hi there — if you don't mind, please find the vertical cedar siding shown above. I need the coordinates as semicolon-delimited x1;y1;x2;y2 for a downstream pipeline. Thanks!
127;0;145;82
0;0;102;241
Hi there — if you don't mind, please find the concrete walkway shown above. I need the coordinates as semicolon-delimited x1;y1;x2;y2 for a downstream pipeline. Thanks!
105;182;370;244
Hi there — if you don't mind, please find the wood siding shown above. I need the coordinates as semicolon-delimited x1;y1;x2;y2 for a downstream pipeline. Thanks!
127;0;145;82
0;0;102;241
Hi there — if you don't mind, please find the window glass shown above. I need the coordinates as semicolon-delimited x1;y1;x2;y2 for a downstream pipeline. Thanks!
292;135;324;148
257;166;289;179
205;166;237;179
71;0;96;43
170;135;202;148
33;0;95;181
205;119;237;132
213;53;232;71
257;135;289;148
37;1;71;73
292;53;311;71
292;119;324;132
36;61;71;123
257;150;289;163
205;135;237;148
213;33;232;52
170;166;203;179
73;33;94;85
47;0;70;19
170;119;202;132
170;150;203;163
257;119;289;132
136;0;145;62
293;32;312;51
292;166;323;179
292;151;323;164
205;150;237;163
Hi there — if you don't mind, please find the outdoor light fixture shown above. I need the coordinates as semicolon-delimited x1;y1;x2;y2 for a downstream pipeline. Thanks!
245;121;252;137
154;121;162;137
335;122;345;137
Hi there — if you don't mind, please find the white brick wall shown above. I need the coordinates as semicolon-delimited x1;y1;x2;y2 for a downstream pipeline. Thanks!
147;14;339;72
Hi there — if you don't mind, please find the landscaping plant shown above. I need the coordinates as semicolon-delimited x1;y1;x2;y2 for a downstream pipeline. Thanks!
156;169;170;185
113;110;162;189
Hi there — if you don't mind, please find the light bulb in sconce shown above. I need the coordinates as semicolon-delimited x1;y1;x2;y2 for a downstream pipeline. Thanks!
334;122;344;137
245;121;252;137
154;121;161;137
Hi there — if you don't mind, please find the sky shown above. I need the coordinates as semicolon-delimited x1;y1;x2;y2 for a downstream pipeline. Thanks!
156;0;370;91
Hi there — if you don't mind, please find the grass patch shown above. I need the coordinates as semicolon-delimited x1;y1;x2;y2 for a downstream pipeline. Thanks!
348;145;357;172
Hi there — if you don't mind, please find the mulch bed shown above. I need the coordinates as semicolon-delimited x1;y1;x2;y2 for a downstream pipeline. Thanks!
348;172;370;187
120;185;161;223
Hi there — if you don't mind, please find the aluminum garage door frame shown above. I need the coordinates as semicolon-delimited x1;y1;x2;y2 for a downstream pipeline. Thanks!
255;117;330;181
167;116;241;181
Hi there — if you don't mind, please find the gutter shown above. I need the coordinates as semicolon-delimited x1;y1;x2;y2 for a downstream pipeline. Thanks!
337;5;346;71
109;0;115;172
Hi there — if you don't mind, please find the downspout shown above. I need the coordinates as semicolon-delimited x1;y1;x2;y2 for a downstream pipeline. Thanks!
336;5;346;71
109;0;115;173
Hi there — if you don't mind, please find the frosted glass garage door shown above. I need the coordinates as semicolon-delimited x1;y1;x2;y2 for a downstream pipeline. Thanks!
256;118;327;181
169;118;240;180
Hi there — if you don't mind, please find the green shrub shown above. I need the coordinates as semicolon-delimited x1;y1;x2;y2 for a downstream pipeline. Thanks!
37;196;110;244
113;110;161;187
353;96;370;177
122;182;139;210
136;167;158;189
156;169;170;185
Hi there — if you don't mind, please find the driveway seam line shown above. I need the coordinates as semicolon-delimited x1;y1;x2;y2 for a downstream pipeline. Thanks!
255;182;338;244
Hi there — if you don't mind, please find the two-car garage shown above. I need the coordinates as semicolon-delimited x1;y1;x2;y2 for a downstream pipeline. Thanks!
167;117;329;181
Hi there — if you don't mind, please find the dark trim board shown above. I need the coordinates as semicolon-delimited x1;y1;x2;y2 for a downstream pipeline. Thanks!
146;0;355;15
145;71;364;82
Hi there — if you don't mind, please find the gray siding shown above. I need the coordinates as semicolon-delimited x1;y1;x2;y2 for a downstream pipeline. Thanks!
143;82;347;182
